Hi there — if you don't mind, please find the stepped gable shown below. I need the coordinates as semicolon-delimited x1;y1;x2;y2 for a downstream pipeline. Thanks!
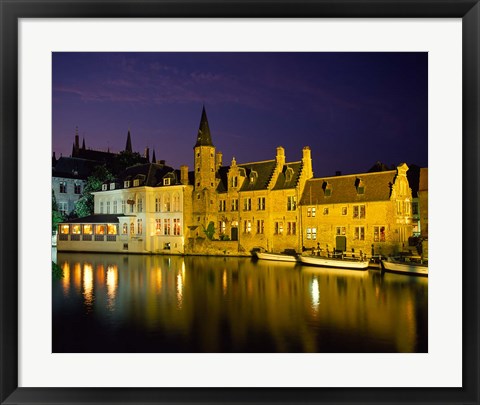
300;170;397;205
52;157;98;180
272;161;302;190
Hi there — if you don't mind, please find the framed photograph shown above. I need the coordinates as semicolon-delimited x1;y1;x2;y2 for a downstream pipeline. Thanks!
1;1;478;404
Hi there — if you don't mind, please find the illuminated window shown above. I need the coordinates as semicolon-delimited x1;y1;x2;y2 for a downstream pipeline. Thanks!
130;223;134;235
323;208;329;215
83;225;92;235
164;194;171;212
244;220;252;234
354;226;365;240
342;207;347;216
274;222;283;235
155;219;161;235
174;218;181;235
219;200;226;212
137;219;143;235
287;222;296;235
102;184;108;191
307;206;316;217
72;225;82;234
287;196;297;211
336;226;346;236
95;225;106;235
163;219;171;235
122;223;128;235
374;226;386;242
231;176;238;188
231;199;238;211
133;179;140;187
107;224;117;235
219;220;226;234
353;205;366;219
60;224;70;234
312;227;317;240
124;180;130;188
306;227;311;240
163;178;171;186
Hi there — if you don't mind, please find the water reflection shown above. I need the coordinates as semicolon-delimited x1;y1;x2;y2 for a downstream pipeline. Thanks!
53;253;427;353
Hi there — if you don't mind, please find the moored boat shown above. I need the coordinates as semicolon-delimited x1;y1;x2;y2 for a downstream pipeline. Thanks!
255;251;298;263
381;257;428;276
298;254;369;270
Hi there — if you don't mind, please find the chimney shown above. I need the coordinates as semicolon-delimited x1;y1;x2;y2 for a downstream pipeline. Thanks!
180;165;189;185
276;146;285;167
335;171;342;176
215;151;223;170
302;146;313;177
144;147;150;163
159;159;165;165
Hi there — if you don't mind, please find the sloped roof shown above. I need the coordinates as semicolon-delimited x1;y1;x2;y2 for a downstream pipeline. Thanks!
194;106;214;147
118;163;176;188
238;160;277;192
61;214;132;224
300;170;397;205
272;161;302;190
52;157;98;180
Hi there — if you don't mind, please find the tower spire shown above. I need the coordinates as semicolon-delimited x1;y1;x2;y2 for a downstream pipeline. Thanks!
152;149;157;164
125;129;133;153
194;105;214;148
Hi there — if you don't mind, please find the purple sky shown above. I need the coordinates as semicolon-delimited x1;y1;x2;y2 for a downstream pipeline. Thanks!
52;52;427;176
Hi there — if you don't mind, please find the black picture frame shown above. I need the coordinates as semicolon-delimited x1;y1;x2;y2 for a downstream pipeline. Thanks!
1;1;478;404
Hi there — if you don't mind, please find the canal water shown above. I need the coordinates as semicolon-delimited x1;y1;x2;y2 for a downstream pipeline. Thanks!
52;252;428;353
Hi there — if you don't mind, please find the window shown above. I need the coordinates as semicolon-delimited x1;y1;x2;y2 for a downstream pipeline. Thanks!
173;193;180;211
336;226;346;236
74;184;81;194
287;222;296;235
274;222;284;235
231;199;239;211
124;180;130;188
109;183;115;190
155;219;161;235
60;224;70;234
164;194;171;212
101;184;107;191
59;182;67;193
173;219;181;235
95;225;106;235
100;202;104;213
312;227;317;240
243;198;252;211
133;179;140;187
58;202;68;216
342;207;347;216
405;200;411;215
231;176;238;188
72;225;81;234
130;201;134;213
307;207;316;217
137;198;143;213
244;220;252;234
219;221;226;234
83;225;92;235
122;200;126;213
374;226;386;242
412;202;419;215
122;223;128;235
163;178;171;186
354;226;365;240
257;220;264;234
112;201;117;214
285;168;293;182
353;205;365;219
107;224;117;235
137;219;143;235
219;200;226;212
257;197;266;210
323;208;329;215
106;201;110;214
164;218;171;235
155;197;160;212
287;196;297;211
306;227;317;240
130;222;134;235
397;201;403;215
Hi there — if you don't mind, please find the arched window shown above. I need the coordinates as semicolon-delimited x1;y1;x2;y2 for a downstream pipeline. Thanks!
173;193;180;211
163;193;171;212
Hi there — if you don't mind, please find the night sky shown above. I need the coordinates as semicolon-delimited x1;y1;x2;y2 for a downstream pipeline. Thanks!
52;52;427;176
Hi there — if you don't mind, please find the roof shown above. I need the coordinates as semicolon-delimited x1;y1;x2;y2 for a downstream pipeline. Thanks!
114;163;178;188
238;160;277;192
272;161;302;190
52;157;98;180
300;170;397;205
194;106;214;147
61;214;132;224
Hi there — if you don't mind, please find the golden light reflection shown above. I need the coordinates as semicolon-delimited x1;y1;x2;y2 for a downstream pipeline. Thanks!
222;269;228;295
176;273;183;309
83;264;94;309
311;277;320;314
96;264;105;287
106;265;118;306
182;261;186;282
62;261;70;296
73;263;82;292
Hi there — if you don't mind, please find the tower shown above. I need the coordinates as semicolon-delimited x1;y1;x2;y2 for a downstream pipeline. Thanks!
125;130;133;153
193;106;216;191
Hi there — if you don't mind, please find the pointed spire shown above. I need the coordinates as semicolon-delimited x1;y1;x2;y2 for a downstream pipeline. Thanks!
125;129;133;153
75;126;79;150
71;142;76;157
152;149;157;164
82;137;86;150
194;106;214;148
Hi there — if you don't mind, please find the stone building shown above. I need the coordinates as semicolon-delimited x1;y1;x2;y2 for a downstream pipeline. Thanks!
299;163;414;257
189;107;314;254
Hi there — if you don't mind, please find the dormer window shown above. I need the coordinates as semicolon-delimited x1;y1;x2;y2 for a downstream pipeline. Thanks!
322;181;332;197
101;184;108;191
250;171;257;184
109;183;115;190
355;178;365;194
124;180;130;188
163;178;171;186
133;179;140;187
285;167;294;183
231;176;238;188
325;188;332;197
